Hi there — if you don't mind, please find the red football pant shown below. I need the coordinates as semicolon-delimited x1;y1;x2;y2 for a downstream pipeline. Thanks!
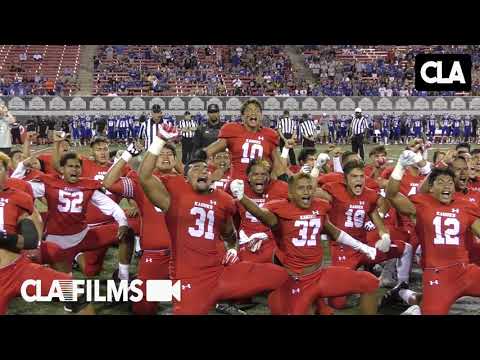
131;250;170;315
40;224;120;272
238;240;275;263
173;262;288;315
81;217;140;276
329;228;408;309
268;266;379;315
422;263;480;315
0;254;72;314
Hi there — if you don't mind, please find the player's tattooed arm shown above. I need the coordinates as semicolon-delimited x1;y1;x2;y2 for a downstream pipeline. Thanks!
204;139;227;158
370;207;388;237
138;151;171;212
272;148;289;178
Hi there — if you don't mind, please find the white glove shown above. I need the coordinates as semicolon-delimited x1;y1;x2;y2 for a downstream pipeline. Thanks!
157;126;179;140
222;249;239;266
398;150;418;168
247;232;268;253
316;153;330;168
364;221;376;231
301;164;312;174
361;244;377;260
230;179;244;200
375;233;391;253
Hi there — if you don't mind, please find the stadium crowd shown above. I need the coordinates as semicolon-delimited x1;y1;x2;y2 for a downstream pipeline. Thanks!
2;101;480;316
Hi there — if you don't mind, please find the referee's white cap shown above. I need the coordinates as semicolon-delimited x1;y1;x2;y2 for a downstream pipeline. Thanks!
355;107;362;113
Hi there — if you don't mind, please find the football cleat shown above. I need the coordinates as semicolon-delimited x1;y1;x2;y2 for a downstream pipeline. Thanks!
401;305;421;315
379;282;409;308
215;303;247;315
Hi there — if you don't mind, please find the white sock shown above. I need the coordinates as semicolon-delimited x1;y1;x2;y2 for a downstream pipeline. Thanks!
134;236;142;253
396;243;413;284
118;263;130;280
399;289;417;305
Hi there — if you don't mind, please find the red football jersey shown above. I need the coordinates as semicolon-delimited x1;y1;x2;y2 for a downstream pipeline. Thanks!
322;182;378;243
411;193;480;268
22;169;44;182
5;178;34;199
236;180;288;242
468;177;480;193
219;123;279;181
381;167;425;197
0;188;34;235
264;198;331;274
317;172;379;190
33;175;102;238
289;165;301;174
109;170;172;250
37;153;58;175
81;158;131;225
161;175;237;279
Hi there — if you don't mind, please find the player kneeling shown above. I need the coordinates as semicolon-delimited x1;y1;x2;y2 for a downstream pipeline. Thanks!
0;153;93;314
139;136;289;315
231;173;380;315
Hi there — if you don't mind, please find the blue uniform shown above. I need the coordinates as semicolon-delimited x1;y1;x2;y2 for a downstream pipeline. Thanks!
327;119;335;140
132;117;141;138
452;118;461;137
464;116;472;139
117;116;129;139
441;117;451;136
428;117;437;139
70;116;81;140
83;116;93;139
382;117;389;138
107;117;117;140
413;118;422;138
392;117;401;140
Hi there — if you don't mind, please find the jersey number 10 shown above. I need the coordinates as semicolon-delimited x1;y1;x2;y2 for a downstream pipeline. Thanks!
241;142;264;164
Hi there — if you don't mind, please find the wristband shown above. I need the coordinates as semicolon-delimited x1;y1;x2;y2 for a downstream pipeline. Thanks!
391;163;406;181
281;147;290;159
121;151;132;163
148;137;166;156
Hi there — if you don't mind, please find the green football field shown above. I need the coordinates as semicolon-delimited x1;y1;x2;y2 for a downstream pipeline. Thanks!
7;141;480;315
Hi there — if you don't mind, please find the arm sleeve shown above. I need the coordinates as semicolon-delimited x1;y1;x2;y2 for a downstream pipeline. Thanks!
27;181;45;198
90;190;128;227
11;161;27;179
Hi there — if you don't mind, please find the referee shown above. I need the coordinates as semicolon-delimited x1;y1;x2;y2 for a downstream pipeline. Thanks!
350;107;368;160
179;111;197;163
299;114;317;148
139;104;164;148
277;110;297;165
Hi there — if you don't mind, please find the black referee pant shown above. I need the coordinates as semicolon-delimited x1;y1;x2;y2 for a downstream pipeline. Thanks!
181;137;194;164
351;133;365;160
280;133;297;165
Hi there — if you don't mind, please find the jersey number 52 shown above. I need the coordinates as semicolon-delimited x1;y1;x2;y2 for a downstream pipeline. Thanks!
58;190;83;213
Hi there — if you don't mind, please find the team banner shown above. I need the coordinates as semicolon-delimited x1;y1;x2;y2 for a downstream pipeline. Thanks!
1;96;480;116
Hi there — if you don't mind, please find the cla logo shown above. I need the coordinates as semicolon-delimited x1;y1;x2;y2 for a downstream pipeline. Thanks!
415;54;471;92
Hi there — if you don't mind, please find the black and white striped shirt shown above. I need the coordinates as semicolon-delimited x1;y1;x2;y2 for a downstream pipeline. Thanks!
300;119;317;138
351;115;368;135
278;117;297;135
139;117;165;147
179;119;197;139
